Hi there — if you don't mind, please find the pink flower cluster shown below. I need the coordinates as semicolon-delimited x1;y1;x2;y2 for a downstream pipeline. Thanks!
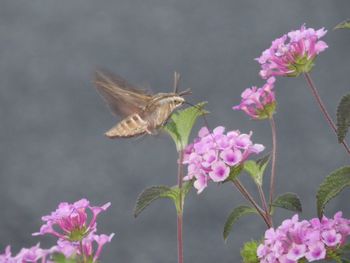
234;25;327;119
183;126;264;193
257;212;350;262
56;232;115;262
0;244;55;263
0;199;114;263
233;77;276;119
33;198;110;241
256;24;328;79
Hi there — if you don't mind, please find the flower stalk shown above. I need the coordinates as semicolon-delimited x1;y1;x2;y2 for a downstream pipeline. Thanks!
233;179;272;228
304;72;350;155
177;149;184;263
269;116;277;209
257;184;272;227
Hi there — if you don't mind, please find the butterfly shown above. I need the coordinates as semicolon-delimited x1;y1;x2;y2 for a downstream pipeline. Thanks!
94;71;190;138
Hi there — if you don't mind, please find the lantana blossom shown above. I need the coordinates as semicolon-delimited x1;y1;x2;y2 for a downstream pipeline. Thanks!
183;126;264;193
257;212;350;262
256;24;328;79
33;199;111;242
56;232;115;262
233;77;276;119
0;244;56;263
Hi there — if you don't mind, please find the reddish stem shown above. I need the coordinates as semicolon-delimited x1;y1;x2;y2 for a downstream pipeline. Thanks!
233;179;272;228
304;72;350;155
177;149;184;263
268;117;277;208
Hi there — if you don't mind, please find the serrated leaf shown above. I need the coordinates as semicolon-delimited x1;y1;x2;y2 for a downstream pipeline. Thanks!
317;166;350;218
334;19;350;30
223;206;257;242
243;154;270;186
271;192;302;212
337;94;350;143
134;182;193;217
164;102;208;151
134;185;175;218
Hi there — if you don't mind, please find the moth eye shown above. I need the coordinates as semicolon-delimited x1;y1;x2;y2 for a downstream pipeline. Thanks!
174;99;183;105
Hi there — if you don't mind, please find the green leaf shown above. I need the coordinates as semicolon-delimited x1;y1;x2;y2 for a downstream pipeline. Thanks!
316;166;350;218
271;192;302;212
334;19;350;30
164;102;208;151
223;206;258;242
171;180;194;213
134;182;193;217
337;94;350;143
327;249;343;263
52;253;76;263
134;185;175;218
181;180;193;198
243;154;270;186
225;164;244;182
341;243;350;252
240;240;259;263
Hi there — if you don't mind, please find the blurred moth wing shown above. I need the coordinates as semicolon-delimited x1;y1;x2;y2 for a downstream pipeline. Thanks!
94;72;186;138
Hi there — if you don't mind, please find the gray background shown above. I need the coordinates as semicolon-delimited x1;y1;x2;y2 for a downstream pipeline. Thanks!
0;0;350;262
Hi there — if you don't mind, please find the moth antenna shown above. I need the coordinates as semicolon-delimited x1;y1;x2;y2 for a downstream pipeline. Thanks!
179;88;192;96
173;71;181;93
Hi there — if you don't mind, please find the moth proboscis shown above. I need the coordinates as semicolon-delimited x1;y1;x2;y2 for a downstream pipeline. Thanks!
94;71;190;138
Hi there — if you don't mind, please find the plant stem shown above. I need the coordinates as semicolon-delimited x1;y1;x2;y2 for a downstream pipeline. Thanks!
177;149;184;263
233;179;272;228
304;72;350;155
268;117;277;209
79;240;86;263
257;184;272;227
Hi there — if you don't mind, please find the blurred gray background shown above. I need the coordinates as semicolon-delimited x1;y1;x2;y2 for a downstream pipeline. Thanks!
1;0;350;262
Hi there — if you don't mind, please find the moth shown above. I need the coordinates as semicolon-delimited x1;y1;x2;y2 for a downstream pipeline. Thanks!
94;72;190;138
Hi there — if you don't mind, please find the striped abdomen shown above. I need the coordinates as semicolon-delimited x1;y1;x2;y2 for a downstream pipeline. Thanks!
105;113;148;138
105;94;185;138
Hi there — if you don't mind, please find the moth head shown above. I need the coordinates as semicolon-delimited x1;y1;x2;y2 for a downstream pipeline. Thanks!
173;88;191;107
173;96;185;107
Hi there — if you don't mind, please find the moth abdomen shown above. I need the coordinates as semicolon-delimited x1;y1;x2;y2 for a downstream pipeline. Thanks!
105;113;148;138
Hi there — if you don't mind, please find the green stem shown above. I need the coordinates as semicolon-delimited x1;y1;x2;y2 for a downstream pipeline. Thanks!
233;179;272;228
79;240;86;263
304;72;350;155
177;149;184;263
257;184;272;227
268;116;277;210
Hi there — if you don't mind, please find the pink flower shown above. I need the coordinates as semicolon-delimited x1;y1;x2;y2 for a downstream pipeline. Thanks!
321;229;341;247
0;244;56;263
256;24;328;79
257;212;350;262
0;246;14;263
286;243;306;261
305;242;326;261
55;232;115;262
233;77;276;119
209;161;230;182
183;126;264;193
33;199;111;242
14;244;49;262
